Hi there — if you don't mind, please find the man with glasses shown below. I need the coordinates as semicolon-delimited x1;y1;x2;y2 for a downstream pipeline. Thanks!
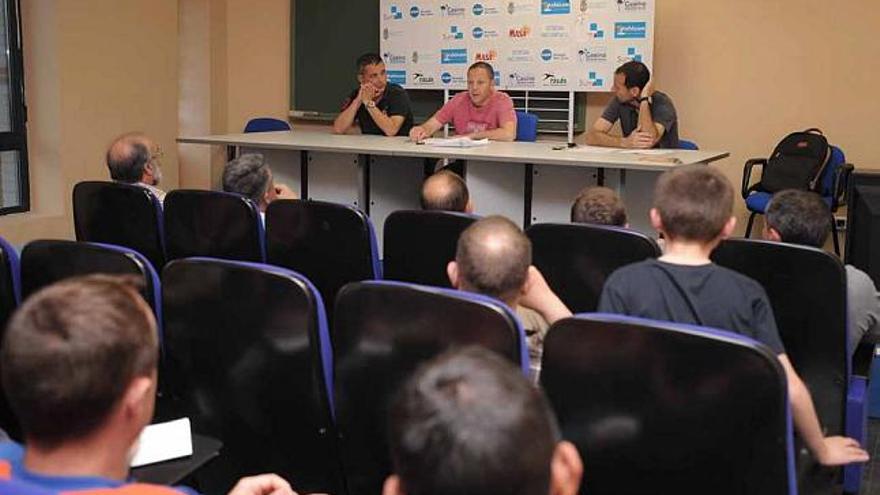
106;132;166;203
333;53;414;137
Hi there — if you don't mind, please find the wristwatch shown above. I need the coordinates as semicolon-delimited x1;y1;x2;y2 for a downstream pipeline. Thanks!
365;100;376;109
638;95;652;105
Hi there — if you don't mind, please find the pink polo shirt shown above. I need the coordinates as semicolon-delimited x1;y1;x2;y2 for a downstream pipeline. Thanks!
435;91;517;135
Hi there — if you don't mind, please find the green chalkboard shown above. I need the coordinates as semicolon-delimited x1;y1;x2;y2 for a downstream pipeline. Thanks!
291;0;442;122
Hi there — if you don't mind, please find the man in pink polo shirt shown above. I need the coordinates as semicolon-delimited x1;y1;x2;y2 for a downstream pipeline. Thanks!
409;62;517;142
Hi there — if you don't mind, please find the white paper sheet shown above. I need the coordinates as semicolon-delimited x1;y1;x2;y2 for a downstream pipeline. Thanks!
130;418;194;467
422;137;490;148
617;149;677;156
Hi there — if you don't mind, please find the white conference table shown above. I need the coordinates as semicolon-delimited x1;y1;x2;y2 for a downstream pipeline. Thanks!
178;130;729;244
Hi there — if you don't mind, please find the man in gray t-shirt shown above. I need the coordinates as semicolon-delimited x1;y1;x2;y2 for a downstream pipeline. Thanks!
586;61;679;149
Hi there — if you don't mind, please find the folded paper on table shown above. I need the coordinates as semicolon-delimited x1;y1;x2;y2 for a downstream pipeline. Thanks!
423;137;490;148
130;418;193;467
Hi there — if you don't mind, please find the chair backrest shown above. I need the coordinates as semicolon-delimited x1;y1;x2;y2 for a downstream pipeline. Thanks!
679;139;699;150
332;281;528;495
0;235;20;331
73;181;165;269
161;258;339;495
383;210;478;287
541;314;794;495
163;190;265;263
243;117;291;133
712;238;847;437
527;223;660;312
515;111;538;142
265;200;380;310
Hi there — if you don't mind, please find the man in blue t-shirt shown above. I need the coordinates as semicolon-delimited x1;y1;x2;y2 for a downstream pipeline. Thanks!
0;276;297;495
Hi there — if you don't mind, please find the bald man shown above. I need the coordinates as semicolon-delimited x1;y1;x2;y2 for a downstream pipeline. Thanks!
420;171;474;213
105;132;166;203
447;216;571;377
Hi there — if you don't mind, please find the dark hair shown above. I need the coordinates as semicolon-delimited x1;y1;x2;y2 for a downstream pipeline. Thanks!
468;61;495;81
615;61;650;90
106;133;152;183
421;171;470;212
388;346;560;495
571;186;627;226
653;165;733;242
357;53;384;73
1;275;157;447
456;216;531;301
222;153;271;205
765;189;830;248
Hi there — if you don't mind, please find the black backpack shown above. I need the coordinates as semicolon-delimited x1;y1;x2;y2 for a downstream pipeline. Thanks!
759;128;831;193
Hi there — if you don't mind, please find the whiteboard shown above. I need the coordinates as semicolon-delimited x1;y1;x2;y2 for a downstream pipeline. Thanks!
379;0;655;92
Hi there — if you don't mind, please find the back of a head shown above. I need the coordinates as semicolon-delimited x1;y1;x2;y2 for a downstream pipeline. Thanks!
1;275;157;447
765;189;830;248
421;171;470;212
615;60;650;90
654;165;733;242
455;215;531;301
223;153;271;205
106;132;151;183
570;186;627;226
388;346;558;495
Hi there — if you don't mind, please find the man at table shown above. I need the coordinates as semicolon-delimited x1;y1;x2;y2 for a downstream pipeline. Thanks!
585;60;679;149
409;62;517;142
333;53;414;137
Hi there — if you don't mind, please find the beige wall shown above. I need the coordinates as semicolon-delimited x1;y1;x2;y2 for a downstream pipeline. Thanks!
0;0;179;244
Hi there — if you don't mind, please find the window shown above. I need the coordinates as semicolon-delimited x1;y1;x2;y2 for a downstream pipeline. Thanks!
0;0;27;214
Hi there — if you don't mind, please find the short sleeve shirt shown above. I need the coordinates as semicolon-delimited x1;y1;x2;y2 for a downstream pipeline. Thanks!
434;91;517;136
344;83;414;136
598;259;785;354
600;91;679;149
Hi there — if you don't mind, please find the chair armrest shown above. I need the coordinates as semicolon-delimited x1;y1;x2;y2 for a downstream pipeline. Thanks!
831;162;855;211
742;158;767;199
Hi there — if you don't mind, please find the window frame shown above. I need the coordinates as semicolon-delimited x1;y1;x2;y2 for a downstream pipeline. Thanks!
0;0;28;215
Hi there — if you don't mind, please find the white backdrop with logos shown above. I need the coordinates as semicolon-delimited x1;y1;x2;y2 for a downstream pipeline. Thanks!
379;0;655;92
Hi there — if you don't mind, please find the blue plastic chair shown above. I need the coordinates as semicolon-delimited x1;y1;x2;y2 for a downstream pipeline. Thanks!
541;313;796;495
515;111;538;142
243;117;291;133
679;139;699;150
742;144;853;255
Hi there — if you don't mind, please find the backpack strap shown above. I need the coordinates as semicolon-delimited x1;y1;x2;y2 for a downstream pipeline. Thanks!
653;263;706;326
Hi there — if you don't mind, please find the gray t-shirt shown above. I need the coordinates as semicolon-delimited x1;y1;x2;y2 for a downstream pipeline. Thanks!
846;264;880;354
600;91;679;149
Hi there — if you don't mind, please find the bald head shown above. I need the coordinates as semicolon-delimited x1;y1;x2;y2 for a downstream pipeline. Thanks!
421;171;472;213
453;216;531;302
106;132;158;184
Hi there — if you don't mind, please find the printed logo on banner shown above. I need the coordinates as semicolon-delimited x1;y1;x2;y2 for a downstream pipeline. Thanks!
617;46;643;63
411;72;436;86
472;26;499;39
506;48;533;62
474;49;498;61
409;5;435;17
587;22;605;39
508;71;537;87
410;50;439;64
506;2;537;14
617;0;647;12
541;24;569;38
578;71;605;88
440;4;467;16
540;48;570;62
384;5;403;20
540;49;553;61
440;71;466;85
383;52;407;65
410;6;420;17
441;48;469;64
494;70;502;85
443;25;465;40
541;0;571;15
614;21;647;39
541;72;569;87
382;27;405;40
577;46;607;63
472;3;500;15
508;25;532;38
387;70;407;85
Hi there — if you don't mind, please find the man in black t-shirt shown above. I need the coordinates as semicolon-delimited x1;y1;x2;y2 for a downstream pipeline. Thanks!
332;53;413;137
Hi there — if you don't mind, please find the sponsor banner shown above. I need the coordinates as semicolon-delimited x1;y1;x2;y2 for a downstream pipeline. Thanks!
614;21;647;39
407;5;436;18
441;48;469;64
440;3;467;16
411;71;438;86
614;45;645;64
508;24;532;39
577;69;609;90
506;48;533;63
471;26;500;39
539;71;570;88
576;45;607;63
387;70;407;86
617;0;648;12
382;51;407;65
384;5;404;21
541;0;571;15
473;48;500;62
440;71;466;85
507;71;538;88
540;23;570;39
539;48;570;63
505;2;537;15
471;2;501;16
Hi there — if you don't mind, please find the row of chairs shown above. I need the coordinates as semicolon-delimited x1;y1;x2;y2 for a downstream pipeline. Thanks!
0;240;797;494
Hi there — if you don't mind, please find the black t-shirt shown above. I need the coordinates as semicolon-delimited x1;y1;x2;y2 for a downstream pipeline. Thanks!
600;90;679;149
343;83;414;136
598;259;785;354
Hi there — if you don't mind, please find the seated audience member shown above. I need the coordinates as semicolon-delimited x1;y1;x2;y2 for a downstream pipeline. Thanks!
420;171;474;213
384;346;582;495
570;186;627;226
222;153;297;214
106;132;166;203
763;189;880;355
409;62;517;142
447;216;571;374
597;165;868;466
333;53;414;137
585;61;679;149
0;275;297;495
